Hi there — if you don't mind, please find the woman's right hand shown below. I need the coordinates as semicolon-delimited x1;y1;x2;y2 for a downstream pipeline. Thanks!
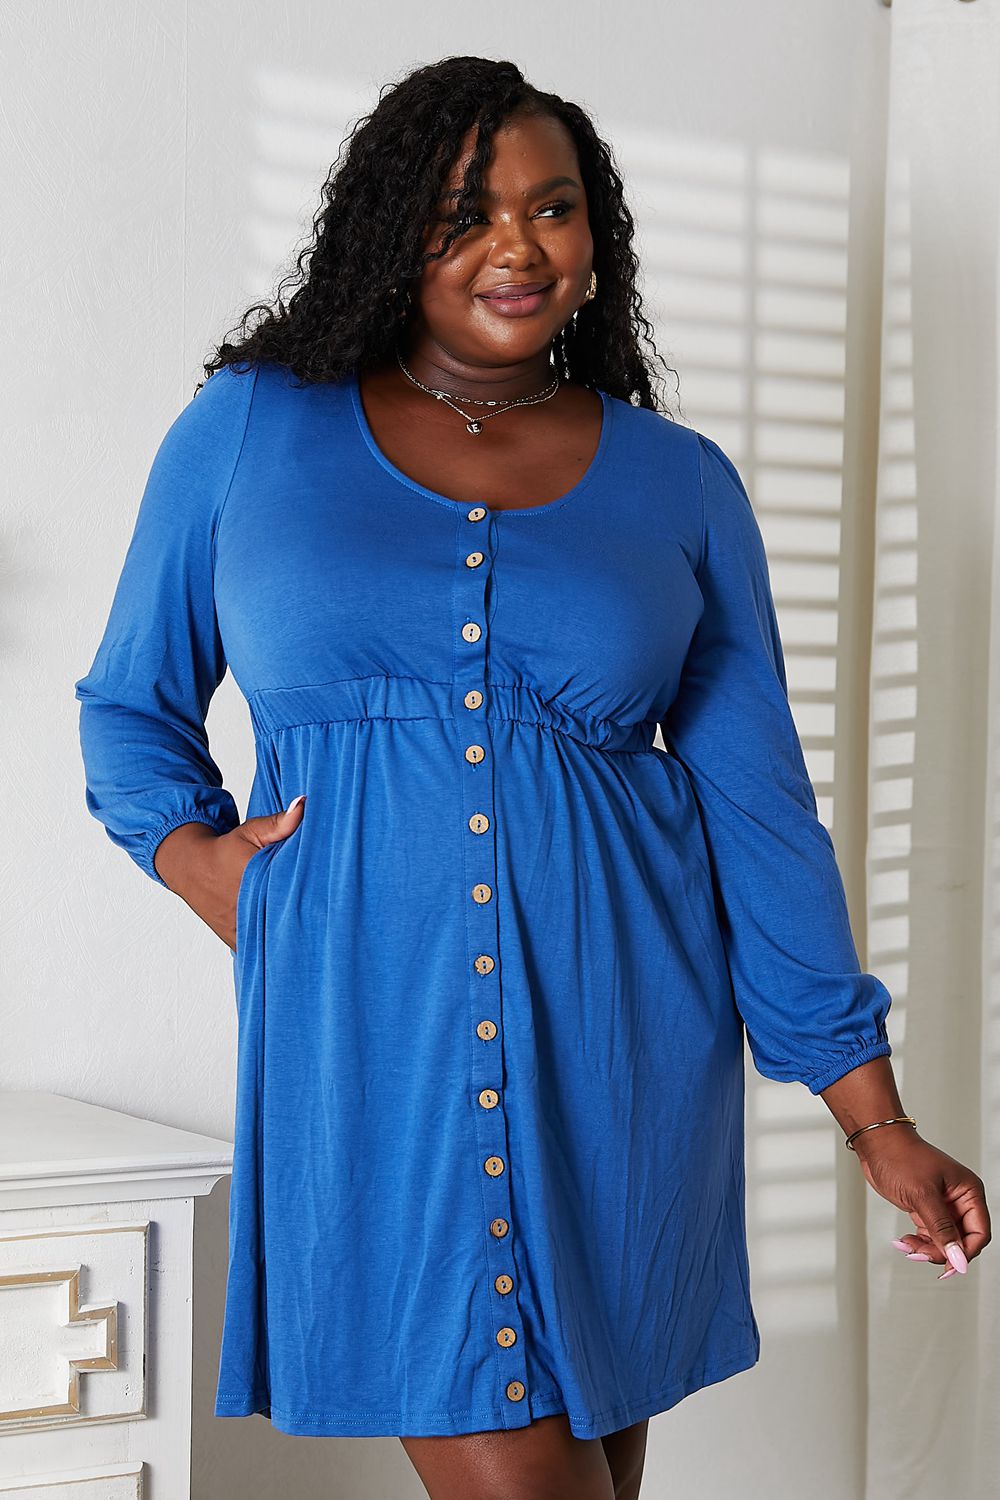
153;795;307;951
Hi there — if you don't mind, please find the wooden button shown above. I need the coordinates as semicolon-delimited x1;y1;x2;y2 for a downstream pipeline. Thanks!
490;1217;509;1238
472;883;493;904
474;955;495;976
464;689;484;710
465;744;486;764
506;1381;525;1402
469;811;490;833
465;551;485;568
477;1019;498;1039
478;1088;499;1109
484;1155;505;1177
467;506;487;522
462;621;482;642
495;1274;513;1295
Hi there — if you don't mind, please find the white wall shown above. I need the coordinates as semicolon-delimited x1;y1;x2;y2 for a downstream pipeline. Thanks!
3;2;891;1496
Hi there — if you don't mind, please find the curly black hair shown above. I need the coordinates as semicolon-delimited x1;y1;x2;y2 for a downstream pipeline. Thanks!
199;54;681;417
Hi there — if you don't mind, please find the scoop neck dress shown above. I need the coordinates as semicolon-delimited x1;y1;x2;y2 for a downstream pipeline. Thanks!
73;358;893;1441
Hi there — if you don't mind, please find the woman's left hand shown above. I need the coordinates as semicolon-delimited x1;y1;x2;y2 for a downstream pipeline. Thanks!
852;1128;991;1277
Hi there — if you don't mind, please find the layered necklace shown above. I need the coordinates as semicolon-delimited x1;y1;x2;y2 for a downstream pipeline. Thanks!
395;345;560;435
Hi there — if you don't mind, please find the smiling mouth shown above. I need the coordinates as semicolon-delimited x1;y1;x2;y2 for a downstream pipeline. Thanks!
478;283;555;300
476;283;556;317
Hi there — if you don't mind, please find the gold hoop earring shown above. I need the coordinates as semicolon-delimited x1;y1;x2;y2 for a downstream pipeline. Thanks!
568;271;597;334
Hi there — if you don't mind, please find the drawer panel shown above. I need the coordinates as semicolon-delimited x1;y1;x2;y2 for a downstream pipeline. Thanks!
0;1224;147;1433
0;1462;142;1495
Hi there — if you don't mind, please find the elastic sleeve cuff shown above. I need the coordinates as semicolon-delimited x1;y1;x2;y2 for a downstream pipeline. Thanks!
801;1038;894;1096
144;808;240;887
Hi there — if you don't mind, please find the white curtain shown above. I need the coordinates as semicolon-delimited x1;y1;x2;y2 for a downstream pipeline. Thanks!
865;2;1000;1495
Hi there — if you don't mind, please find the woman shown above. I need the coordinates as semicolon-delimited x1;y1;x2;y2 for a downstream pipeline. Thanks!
74;54;990;1500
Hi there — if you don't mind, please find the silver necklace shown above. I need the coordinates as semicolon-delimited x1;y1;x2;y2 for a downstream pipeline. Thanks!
395;346;560;435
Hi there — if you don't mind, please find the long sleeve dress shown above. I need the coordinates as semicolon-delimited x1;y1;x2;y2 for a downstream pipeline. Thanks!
73;359;893;1441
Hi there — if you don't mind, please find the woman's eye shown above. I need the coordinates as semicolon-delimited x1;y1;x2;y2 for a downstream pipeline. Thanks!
437;200;573;232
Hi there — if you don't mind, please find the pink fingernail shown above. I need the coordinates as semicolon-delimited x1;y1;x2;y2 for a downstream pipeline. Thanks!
891;1239;911;1252
906;1252;932;1261
937;1266;957;1279
945;1242;968;1274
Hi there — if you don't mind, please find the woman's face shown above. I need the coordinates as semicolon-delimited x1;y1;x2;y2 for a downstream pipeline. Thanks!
409;110;594;371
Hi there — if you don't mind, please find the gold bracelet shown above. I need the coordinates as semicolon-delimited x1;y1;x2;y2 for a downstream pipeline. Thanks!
845;1115;917;1151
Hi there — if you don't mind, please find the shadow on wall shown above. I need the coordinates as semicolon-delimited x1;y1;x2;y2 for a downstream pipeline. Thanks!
636;132;897;1337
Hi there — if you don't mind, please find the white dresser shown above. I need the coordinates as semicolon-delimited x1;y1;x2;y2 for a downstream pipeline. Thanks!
0;1091;233;1498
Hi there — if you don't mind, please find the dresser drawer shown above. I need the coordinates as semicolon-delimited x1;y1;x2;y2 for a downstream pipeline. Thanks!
0;1222;147;1432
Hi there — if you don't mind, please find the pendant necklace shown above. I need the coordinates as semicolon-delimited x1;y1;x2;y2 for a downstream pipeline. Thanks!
395;345;560;435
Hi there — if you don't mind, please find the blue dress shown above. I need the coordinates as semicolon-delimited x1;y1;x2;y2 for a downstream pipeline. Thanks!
73;360;893;1441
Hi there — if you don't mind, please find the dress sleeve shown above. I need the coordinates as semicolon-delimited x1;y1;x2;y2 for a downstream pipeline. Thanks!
73;363;258;888
660;431;893;1094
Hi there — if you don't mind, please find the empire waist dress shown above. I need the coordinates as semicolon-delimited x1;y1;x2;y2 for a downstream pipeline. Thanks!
73;358;894;1441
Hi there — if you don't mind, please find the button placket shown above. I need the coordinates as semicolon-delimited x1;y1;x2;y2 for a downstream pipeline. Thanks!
453;502;531;1426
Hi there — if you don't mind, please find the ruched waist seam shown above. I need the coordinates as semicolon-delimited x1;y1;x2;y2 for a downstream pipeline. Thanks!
246;674;657;754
